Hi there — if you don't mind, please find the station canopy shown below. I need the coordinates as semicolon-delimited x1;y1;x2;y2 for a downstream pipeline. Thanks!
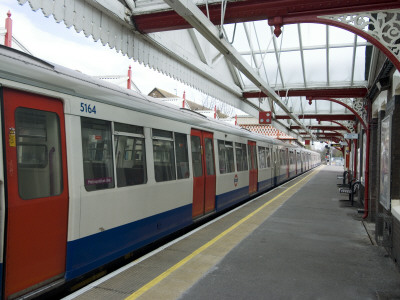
22;0;389;141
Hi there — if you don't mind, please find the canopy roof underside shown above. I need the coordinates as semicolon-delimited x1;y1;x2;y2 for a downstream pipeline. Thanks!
19;0;398;141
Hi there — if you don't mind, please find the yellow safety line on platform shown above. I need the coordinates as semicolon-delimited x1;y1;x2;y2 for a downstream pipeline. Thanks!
125;166;322;300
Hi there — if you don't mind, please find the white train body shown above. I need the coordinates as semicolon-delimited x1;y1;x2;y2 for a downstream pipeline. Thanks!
0;46;320;299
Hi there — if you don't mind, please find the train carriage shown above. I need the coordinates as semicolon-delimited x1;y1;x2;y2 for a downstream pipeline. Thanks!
0;46;320;299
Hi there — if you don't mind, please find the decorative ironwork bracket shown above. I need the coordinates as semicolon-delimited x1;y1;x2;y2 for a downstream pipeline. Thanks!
320;10;400;71
332;98;367;127
352;98;367;123
342;121;356;133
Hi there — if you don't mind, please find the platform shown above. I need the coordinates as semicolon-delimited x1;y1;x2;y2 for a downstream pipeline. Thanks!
64;166;400;300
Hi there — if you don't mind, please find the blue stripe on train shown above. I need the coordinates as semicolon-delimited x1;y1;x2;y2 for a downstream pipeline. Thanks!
216;175;283;211
215;186;249;211
277;173;288;183
65;204;192;279
258;178;273;192
216;174;294;211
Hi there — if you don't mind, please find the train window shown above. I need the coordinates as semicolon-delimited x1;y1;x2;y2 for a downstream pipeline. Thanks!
153;129;173;139
258;147;266;169
266;148;271;168
175;133;190;179
218;140;235;174
191;136;202;177
280;150;286;165
152;129;176;182
204;138;215;175
247;145;257;170
289;152;294;165
81;117;115;191
248;144;258;170
16;108;63;199
114;122;144;135
235;143;248;171
114;123;147;187
17;144;47;168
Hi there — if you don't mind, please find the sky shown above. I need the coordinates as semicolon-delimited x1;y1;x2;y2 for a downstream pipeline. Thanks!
0;0;222;108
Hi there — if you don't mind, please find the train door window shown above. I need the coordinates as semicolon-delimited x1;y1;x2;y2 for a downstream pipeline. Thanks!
276;149;279;164
114;122;147;187
16;108;63;199
204;138;215;175
152;129;176;182
235;143;248;171
282;150;287;165
258;146;266;169
248;143;257;170
175;133;190;179
81;117;115;191
266;148;271;168
191;136;202;177
218;140;234;174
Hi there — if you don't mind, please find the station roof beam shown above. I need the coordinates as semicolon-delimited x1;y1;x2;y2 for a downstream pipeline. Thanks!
243;87;368;99
133;0;400;33
275;114;356;121
289;126;346;131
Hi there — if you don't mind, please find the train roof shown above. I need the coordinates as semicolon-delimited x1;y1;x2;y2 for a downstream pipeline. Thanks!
0;45;314;151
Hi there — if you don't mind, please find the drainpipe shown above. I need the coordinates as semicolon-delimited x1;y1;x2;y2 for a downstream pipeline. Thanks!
353;139;357;179
362;103;371;219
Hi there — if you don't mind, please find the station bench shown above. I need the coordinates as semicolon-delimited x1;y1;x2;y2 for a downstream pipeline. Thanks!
337;170;349;187
339;180;361;206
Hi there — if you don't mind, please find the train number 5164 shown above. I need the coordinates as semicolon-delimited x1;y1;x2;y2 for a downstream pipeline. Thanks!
80;102;97;114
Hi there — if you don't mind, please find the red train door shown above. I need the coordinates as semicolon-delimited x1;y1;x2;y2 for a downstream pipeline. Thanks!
3;88;69;299
248;141;258;194
191;129;216;218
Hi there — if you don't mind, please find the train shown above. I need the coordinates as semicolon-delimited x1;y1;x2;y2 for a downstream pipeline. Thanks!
0;45;320;299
